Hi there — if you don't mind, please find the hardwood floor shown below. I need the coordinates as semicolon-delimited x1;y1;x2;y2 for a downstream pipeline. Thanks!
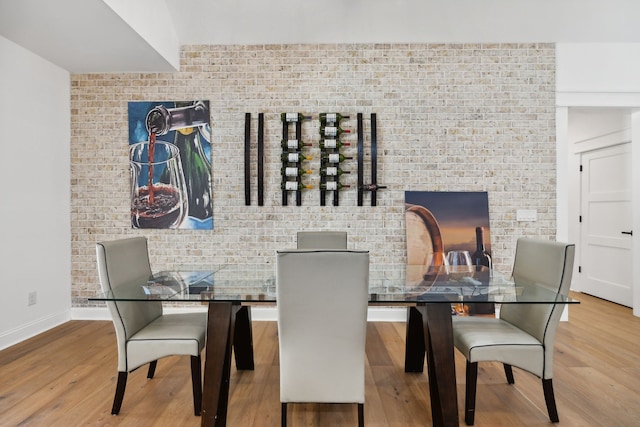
2;292;640;426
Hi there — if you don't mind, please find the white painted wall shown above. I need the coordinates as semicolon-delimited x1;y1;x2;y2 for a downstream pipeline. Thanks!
0;36;72;349
556;43;640;316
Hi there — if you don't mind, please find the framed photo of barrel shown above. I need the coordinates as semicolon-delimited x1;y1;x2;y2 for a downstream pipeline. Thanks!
404;191;493;314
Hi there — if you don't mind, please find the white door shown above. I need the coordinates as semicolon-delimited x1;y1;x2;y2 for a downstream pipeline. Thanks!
580;142;633;306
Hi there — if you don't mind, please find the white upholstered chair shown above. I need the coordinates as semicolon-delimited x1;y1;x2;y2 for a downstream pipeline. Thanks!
277;249;369;426
452;238;575;425
96;237;207;415
296;231;348;249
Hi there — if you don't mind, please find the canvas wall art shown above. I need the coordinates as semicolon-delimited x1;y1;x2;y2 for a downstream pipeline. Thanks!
405;191;493;313
128;101;213;230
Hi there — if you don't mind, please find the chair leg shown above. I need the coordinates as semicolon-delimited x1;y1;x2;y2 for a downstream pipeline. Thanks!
503;363;515;384
281;402;287;427
542;378;559;423
358;403;364;427
465;361;478;425
191;355;202;416
111;372;128;415
147;360;158;379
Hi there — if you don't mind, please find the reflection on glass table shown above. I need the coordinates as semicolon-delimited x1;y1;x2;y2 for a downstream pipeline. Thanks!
93;263;575;306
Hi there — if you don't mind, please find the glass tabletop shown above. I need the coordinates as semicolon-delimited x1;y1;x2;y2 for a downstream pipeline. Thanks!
89;264;577;305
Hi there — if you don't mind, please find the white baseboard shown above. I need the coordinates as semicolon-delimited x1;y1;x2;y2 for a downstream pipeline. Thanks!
71;306;408;322
0;311;70;351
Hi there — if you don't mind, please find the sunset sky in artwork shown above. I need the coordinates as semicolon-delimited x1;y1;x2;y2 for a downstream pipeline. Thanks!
405;191;491;254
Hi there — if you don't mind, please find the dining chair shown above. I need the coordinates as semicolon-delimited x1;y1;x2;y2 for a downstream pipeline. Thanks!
452;237;575;425
277;249;369;426
96;237;207;416
296;231;348;249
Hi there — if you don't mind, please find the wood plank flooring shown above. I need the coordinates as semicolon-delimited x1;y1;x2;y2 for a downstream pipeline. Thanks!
1;292;639;426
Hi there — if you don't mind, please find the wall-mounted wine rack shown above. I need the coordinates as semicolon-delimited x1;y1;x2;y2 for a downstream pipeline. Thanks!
242;112;385;207
280;113;312;206
319;113;352;206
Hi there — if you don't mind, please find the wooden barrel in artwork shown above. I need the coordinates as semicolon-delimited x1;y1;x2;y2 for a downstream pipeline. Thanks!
405;204;446;286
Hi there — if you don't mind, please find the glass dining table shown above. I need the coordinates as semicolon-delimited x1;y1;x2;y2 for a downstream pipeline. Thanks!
89;263;577;427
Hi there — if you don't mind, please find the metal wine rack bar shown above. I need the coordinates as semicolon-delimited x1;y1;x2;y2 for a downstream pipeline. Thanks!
357;113;385;206
244;113;251;205
357;113;364;206
243;113;265;206
370;113;378;206
257;113;264;206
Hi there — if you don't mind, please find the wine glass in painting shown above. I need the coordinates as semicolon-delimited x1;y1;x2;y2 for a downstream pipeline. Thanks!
446;250;474;280
130;140;188;229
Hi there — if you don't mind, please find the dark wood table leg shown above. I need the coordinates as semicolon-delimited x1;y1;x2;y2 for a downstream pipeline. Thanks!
232;305;255;370
416;303;458;427
201;302;234;427
405;306;425;372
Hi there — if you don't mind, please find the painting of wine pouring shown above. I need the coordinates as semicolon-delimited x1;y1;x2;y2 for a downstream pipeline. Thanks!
128;101;212;230
404;191;494;314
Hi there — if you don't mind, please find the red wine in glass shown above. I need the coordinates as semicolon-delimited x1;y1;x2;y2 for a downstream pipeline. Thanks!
131;184;184;229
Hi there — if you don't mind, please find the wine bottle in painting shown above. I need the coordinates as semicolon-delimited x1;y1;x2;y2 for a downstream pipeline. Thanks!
468;226;495;315
145;101;212;220
471;227;492;270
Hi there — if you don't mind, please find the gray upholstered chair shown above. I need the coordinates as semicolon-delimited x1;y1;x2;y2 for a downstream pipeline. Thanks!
296;231;348;249
452;238;575;425
96;237;207;415
277;249;369;426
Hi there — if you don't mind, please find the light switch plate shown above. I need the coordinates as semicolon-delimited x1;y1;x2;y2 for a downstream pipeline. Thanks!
517;209;537;222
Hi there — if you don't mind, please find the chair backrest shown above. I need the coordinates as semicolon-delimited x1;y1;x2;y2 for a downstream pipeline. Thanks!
500;238;575;378
96;237;162;371
277;249;369;404
296;231;348;249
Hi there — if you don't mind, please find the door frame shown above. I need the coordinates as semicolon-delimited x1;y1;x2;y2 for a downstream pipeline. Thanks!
557;102;640;317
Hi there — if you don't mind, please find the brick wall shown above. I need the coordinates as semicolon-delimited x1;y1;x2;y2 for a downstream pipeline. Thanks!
71;43;556;306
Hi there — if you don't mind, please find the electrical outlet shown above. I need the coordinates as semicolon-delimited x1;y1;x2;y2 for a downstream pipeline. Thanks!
516;209;537;222
28;291;37;306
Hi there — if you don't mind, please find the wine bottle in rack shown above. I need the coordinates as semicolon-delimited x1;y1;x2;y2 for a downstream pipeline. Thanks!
281;181;313;191
319;139;351;149
359;183;387;191
320;125;350;138
319;113;350;124
281;139;312;150
320;182;350;191
281;167;312;177
321;153;353;163
320;166;351;177
281;152;312;163
281;113;312;123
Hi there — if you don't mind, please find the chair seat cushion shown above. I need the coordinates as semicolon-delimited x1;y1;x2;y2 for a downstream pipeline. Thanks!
126;312;207;371
452;316;544;377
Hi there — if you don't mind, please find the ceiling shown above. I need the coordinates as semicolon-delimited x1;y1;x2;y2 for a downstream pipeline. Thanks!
1;0;640;73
